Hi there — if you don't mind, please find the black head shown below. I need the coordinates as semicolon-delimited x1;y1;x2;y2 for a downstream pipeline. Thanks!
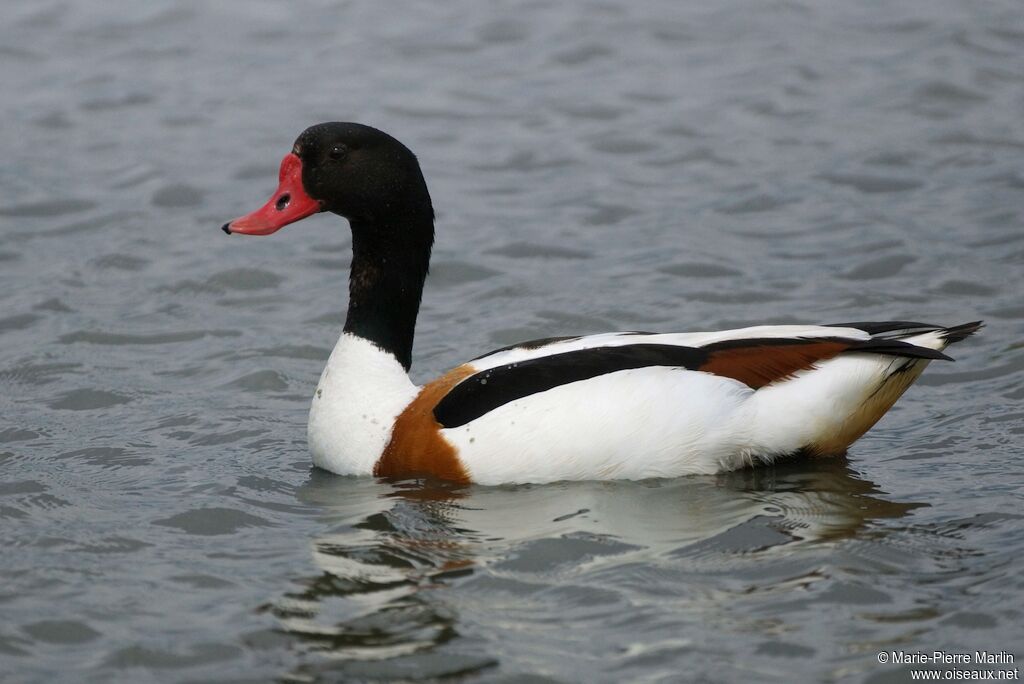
295;123;433;223
223;122;433;235
222;123;436;370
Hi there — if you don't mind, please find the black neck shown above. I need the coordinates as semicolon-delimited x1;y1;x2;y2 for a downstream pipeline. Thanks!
343;210;433;371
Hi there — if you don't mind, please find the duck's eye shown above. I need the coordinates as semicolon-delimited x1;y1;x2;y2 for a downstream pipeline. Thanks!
329;144;348;161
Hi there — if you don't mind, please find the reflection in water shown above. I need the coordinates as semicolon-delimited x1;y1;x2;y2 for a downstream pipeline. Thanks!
274;460;923;677
714;457;927;544
271;474;481;677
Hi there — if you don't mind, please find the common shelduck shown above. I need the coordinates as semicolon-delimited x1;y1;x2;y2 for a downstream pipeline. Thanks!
223;122;981;485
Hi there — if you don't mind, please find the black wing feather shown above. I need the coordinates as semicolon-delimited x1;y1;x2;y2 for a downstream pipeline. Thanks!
825;321;938;337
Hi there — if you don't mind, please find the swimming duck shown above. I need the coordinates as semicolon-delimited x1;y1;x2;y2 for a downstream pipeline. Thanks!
222;122;980;485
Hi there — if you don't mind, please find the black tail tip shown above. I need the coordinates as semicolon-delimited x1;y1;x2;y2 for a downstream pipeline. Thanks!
941;321;984;344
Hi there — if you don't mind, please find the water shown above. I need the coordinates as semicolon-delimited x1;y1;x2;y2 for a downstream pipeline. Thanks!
1;1;1022;681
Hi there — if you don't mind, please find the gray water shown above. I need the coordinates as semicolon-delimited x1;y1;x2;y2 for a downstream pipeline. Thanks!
2;2;1022;682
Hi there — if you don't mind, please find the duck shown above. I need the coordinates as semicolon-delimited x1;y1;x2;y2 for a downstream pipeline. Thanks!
222;122;981;486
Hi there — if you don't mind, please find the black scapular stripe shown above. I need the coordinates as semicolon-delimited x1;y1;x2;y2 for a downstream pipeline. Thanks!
434;343;709;428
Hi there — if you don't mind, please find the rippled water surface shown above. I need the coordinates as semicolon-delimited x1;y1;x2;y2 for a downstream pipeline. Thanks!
2;2;1023;682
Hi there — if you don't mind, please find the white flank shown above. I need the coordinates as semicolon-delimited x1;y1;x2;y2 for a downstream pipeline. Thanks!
742;354;927;460
444;367;754;485
308;333;418;476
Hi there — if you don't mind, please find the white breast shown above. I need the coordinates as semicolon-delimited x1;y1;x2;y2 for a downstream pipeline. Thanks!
307;333;418;476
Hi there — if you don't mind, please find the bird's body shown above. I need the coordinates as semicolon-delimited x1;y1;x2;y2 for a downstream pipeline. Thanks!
224;122;980;485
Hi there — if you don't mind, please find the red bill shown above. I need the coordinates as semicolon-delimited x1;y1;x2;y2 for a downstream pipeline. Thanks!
222;153;323;235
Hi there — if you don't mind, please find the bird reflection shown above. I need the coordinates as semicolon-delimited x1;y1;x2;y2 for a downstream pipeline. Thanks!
274;458;923;675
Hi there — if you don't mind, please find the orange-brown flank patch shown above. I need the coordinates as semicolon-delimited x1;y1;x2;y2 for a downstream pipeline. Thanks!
374;364;477;483
700;341;849;389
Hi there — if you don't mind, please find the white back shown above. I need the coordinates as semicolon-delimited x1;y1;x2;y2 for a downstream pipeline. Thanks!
471;325;871;372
